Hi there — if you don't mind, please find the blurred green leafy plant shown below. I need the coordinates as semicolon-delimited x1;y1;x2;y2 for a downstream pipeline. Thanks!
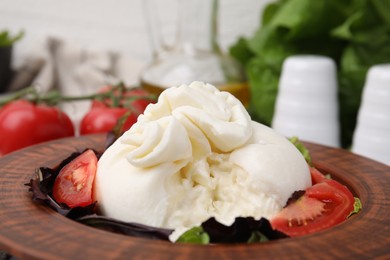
0;30;24;47
230;0;390;148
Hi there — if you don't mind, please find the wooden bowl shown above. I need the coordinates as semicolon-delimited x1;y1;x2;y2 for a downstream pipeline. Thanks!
0;134;389;259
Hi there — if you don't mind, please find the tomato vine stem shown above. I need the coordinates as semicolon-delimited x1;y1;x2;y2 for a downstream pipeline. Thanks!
0;84;156;107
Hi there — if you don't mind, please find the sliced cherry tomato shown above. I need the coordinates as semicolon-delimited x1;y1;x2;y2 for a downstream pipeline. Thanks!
310;166;327;185
80;86;154;135
0;100;75;156
53;149;97;208
271;168;355;237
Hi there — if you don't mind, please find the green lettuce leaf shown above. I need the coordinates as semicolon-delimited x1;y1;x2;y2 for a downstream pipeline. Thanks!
229;37;255;67
348;197;363;218
289;136;312;165
372;0;390;27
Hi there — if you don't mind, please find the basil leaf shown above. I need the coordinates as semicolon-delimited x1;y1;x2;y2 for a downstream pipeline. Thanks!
176;227;210;244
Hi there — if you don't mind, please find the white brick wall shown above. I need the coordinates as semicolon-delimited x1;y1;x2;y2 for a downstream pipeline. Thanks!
0;0;271;67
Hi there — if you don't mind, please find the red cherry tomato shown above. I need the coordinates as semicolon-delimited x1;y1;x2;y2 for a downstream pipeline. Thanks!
0;100;75;156
271;168;355;237
53;149;98;208
80;87;154;135
80;107;138;135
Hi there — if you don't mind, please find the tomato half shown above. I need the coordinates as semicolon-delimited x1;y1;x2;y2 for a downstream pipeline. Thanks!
52;149;98;208
0;100;75;156
271;168;355;237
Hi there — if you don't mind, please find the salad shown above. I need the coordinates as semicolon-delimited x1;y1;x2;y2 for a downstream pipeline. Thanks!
27;82;361;244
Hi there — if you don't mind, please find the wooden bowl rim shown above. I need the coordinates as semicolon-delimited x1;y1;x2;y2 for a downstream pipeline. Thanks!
0;134;389;259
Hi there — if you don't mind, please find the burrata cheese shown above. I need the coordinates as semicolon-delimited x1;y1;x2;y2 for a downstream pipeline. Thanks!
94;81;311;241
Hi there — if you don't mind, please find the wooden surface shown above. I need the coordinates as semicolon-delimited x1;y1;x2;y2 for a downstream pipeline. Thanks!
0;134;389;259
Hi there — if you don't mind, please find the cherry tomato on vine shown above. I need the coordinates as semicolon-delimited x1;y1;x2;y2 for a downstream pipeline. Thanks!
271;167;355;237
0;100;75;156
80;107;139;135
92;87;152;114
80;87;155;135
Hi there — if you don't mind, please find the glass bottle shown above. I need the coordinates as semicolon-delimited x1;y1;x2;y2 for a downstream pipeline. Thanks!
141;0;249;105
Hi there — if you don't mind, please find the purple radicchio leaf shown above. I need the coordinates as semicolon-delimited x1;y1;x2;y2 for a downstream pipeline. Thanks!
202;217;288;243
25;149;101;218
285;190;306;206
77;214;173;241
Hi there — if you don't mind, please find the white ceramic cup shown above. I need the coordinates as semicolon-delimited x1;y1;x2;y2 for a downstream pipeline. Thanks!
272;55;340;147
352;64;390;165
